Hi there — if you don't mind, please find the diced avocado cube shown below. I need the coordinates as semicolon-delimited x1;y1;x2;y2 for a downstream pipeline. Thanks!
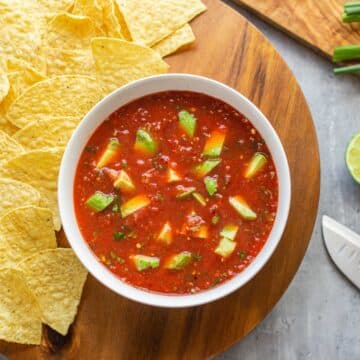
165;251;192;270
193;159;221;178
176;187;196;199
203;129;226;157
204;176;217;196
120;194;150;218
113;170;135;193
134;129;157;155
220;224;239;241
158;222;173;245
96;138;120;168
178;110;196;137
229;196;257;220
245;153;268;178
132;255;160;271
192;192;206;206
167;168;182;183
86;192;114;212
215;237;236;258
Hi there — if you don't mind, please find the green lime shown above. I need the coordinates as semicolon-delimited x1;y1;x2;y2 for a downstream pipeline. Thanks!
346;132;360;184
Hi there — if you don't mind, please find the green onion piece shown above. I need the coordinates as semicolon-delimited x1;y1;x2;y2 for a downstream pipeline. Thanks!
176;187;196;199
342;13;360;22
344;5;360;14
204;176;218;196
238;250;247;260
333;45;360;62
211;215;220;225
192;253;202;261
86;192;114;212
345;2;360;8
112;203;119;213
192;192;207;206
113;232;126;241
334;64;360;75
178;110;197;137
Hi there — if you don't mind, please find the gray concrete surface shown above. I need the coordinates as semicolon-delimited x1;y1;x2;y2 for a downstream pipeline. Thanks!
217;2;360;359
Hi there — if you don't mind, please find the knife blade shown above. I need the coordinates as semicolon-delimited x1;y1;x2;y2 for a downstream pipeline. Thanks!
322;215;360;289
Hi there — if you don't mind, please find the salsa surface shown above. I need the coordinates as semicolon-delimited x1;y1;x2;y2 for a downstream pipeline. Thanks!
74;91;278;294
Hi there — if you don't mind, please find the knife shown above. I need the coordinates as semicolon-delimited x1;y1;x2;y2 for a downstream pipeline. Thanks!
322;215;360;289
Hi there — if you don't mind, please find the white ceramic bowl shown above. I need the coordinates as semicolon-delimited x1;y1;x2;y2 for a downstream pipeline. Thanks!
58;74;291;308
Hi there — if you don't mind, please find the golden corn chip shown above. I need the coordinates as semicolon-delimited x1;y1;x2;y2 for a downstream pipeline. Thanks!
35;0;74;14
44;47;95;77
0;60;9;103
116;0;206;46
2;148;64;231
14;116;80;150
153;24;195;57
0;206;56;268
0;1;46;73
46;13;103;50
0;178;41;219
0;61;46;134
99;0;123;38
0;268;42;345
19;248;88;336
0;130;24;166
73;0;104;30
92;37;169;94
6;76;103;129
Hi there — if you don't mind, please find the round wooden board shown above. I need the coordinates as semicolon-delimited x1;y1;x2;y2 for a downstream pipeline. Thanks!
1;1;320;359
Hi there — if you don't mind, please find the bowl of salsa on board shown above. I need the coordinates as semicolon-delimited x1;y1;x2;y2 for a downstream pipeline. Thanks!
58;74;291;308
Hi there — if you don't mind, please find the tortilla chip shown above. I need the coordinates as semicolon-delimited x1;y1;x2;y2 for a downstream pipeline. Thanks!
0;268;42;345
0;206;56;268
153;24;195;57
100;0;123;37
0;130;24;166
0;178;41;219
6;76;103;129
44;47;95;77
116;0;206;46
92;37;169;94
46;13;103;50
0;61;46;134
14;116;80;150
2;148;64;231
19;248;88;336
35;0;74;14
73;0;104;31
0;60;9;103
0;1;46;73
113;0;132;40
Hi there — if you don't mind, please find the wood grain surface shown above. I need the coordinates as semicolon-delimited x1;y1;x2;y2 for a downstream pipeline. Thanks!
231;0;360;59
0;1;320;359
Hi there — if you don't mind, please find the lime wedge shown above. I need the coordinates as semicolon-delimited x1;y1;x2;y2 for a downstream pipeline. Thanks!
346;132;360;184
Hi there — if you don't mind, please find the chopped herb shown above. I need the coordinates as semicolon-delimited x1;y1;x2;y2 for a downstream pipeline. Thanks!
113;232;126;241
238;251;247;260
204;176;218;196
85;145;96;154
121;160;128;169
192;253;202;262
112;203;119;213
211;215;220;225
211;277;221;287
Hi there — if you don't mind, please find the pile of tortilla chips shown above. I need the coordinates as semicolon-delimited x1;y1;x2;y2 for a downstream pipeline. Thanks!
0;0;206;346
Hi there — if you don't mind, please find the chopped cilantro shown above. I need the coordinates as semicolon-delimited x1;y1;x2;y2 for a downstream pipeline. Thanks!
192;253;202;262
113;232;126;241
238;251;247;260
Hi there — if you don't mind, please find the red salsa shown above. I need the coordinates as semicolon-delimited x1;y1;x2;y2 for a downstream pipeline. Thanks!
74;91;278;294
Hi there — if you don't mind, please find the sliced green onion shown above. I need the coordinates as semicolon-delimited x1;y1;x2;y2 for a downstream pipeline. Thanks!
334;64;360;75
342;13;360;22
333;45;360;62
192;192;206;206
113;232;126;241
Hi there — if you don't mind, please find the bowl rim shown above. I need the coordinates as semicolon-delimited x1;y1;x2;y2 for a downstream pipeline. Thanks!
58;73;291;308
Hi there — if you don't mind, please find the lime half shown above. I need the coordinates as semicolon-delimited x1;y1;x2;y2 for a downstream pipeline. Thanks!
346;132;360;184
